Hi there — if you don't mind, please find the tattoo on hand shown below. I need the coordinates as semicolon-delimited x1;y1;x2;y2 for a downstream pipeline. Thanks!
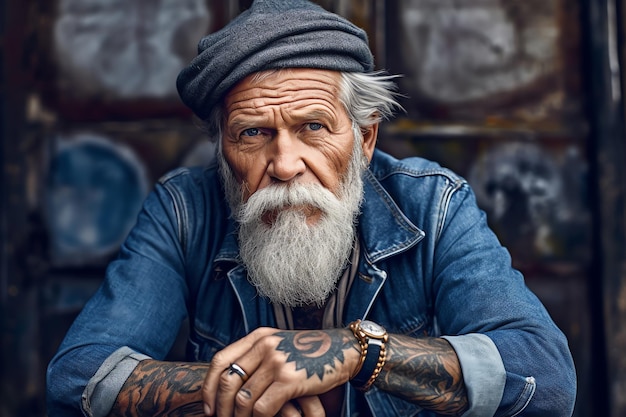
275;330;353;380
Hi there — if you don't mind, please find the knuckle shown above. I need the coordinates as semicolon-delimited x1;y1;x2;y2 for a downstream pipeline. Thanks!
211;350;226;366
251;327;273;339
210;350;228;367
257;333;280;352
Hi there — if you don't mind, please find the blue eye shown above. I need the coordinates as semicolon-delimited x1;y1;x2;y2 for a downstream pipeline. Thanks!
308;123;323;131
242;128;260;137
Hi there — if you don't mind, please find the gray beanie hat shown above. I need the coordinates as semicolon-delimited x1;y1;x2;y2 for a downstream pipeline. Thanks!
176;0;374;119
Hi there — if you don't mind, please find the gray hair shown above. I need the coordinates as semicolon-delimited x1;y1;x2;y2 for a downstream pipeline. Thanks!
338;71;403;129
198;70;402;141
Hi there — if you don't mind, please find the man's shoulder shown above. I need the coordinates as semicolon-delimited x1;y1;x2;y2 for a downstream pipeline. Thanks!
157;164;219;187
370;149;466;186
154;164;226;215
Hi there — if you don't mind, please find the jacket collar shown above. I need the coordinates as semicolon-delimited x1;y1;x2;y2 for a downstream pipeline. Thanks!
358;169;425;263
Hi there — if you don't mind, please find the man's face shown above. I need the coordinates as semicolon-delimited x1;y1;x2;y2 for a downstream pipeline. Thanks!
217;69;378;307
221;69;372;223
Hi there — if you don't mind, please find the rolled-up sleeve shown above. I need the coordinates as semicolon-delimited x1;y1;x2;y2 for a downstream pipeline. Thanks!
443;334;505;417
81;347;151;417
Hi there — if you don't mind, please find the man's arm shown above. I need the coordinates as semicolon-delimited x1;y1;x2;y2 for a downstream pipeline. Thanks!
379;334;468;415
109;360;208;417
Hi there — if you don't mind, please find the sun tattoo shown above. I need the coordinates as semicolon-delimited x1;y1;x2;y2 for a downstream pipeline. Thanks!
275;330;352;380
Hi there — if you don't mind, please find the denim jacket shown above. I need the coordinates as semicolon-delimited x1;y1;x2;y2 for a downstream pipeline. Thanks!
47;149;576;417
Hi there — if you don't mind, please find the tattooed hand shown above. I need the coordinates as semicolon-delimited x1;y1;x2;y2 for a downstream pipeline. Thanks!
201;327;361;417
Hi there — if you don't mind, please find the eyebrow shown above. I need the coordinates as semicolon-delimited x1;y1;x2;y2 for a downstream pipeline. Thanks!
228;108;337;131
294;109;335;122
227;118;258;132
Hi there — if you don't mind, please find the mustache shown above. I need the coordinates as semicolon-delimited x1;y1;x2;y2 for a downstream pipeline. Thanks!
235;183;343;224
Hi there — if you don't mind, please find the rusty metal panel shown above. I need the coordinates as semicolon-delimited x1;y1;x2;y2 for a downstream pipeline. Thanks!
34;0;223;121
385;0;583;133
54;0;210;99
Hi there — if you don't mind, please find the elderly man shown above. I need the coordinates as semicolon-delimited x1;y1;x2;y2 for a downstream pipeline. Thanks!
46;1;576;416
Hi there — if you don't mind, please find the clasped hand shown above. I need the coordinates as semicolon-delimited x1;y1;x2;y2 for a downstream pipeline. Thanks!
202;327;361;417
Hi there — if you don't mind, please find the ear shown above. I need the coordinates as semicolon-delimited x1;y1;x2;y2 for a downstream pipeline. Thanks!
360;122;379;162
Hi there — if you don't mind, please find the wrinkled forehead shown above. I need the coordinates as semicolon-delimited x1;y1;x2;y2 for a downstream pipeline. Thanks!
223;68;345;117
226;69;341;101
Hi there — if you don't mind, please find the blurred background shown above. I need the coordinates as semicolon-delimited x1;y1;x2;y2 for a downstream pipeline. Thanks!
1;0;625;416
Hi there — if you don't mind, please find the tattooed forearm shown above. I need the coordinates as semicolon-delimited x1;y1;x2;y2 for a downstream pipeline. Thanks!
377;335;468;416
275;329;357;380
109;360;209;417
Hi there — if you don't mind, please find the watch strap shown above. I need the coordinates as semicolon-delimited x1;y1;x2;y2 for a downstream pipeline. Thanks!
348;319;388;391
351;338;383;388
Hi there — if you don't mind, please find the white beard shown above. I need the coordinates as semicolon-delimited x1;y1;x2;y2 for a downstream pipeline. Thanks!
218;135;368;307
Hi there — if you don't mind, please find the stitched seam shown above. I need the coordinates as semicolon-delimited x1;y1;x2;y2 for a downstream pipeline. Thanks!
507;377;537;417
375;166;465;185
161;182;187;257
435;180;465;244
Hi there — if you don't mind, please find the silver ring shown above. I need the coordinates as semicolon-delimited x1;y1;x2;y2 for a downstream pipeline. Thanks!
228;363;249;382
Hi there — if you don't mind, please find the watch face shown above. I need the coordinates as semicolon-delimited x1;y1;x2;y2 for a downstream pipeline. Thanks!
360;320;386;337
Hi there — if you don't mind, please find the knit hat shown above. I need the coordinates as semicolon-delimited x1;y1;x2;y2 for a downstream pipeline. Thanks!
176;0;374;119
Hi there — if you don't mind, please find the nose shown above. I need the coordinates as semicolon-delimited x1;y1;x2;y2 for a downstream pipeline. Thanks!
266;131;306;183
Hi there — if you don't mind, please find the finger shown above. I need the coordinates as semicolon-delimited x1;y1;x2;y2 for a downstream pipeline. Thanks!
277;400;306;417
220;350;278;416
217;365;255;417
253;364;339;416
202;328;275;415
215;366;244;417
250;382;300;417
218;350;287;417
226;332;312;417
295;396;326;417
213;352;281;417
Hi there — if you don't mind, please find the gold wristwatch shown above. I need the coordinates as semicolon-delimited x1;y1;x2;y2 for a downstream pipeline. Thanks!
348;319;388;391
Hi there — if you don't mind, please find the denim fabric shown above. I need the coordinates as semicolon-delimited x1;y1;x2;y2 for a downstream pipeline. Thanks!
81;347;149;417
46;149;576;417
